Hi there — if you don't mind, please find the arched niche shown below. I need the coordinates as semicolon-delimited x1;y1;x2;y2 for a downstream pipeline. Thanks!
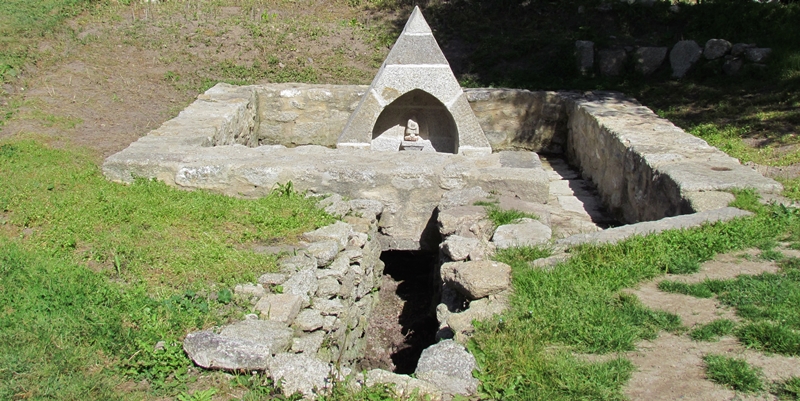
371;89;458;154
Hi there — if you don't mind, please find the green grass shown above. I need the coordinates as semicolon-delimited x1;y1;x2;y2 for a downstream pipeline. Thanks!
690;319;736;342
0;240;232;399
475;201;539;228
703;354;764;394
0;139;337;398
658;254;800;356
0;139;333;290
658;280;715;298
472;194;800;400
772;377;800;400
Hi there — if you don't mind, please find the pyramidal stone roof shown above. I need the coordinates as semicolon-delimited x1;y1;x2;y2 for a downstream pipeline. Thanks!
336;6;492;156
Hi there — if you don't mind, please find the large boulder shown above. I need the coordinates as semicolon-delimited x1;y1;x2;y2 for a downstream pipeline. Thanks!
575;40;595;75
270;353;334;397
704;39;731;60
415;340;479;396
440;235;480;262
670;40;703;78
219;319;294;354
744;47;772;63
442;260;512;300
492;218;552;249
183;330;272;371
634;47;667;76
597;49;627;77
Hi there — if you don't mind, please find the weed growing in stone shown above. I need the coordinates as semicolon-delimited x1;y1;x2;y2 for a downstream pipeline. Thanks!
703;354;764;393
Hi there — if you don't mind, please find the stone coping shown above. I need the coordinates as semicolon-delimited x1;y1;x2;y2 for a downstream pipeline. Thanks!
103;82;781;237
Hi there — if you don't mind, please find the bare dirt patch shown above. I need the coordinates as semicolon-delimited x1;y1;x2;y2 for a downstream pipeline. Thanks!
622;249;798;401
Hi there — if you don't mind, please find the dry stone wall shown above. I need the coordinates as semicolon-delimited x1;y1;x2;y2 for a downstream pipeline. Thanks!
184;214;385;398
250;83;568;153
104;82;782;230
562;91;781;222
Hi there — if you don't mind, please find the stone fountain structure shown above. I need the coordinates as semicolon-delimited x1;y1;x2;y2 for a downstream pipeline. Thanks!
102;6;782;400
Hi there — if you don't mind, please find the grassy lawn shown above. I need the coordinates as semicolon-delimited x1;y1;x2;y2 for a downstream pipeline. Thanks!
0;139;334;399
1;0;800;400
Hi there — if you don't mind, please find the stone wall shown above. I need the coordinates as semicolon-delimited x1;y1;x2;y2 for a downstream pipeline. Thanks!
184;215;386;397
251;83;567;153
104;82;782;230
562;91;781;222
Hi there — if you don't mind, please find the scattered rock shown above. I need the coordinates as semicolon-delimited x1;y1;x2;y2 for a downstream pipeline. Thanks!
349;199;384;222
440;235;480;261
293;309;326;332
303;221;352;250
703;39;731;60
744;47;771;63
444;291;511;342
254;293;303;324
448;260;512;300
437;205;489;238
234;283;267;298
597;48;627;77
291;331;326;354
219;319;293;354
258;272;288;286
306;240;341;267
575;40;595;75
183;331;272;371
731;43;755;57
364;369;442;399
670;40;703;78
634;47;667;76
270;353;333;398
492;218;552;249
415;340;479;396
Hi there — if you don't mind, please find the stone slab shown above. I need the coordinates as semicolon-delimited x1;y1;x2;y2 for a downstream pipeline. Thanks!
557;207;752;247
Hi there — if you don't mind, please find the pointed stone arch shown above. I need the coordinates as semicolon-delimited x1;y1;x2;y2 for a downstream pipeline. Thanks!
336;6;491;156
371;89;458;153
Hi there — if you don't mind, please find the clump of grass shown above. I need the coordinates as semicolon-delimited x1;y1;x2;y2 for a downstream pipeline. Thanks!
657;280;715;298
494;245;553;267
771;376;800;400
736;322;800;356
703;354;764;393
690;319;736;342
761;249;785;261
475;200;539;227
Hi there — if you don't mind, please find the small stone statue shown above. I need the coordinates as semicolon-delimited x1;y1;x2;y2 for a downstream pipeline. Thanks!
404;118;419;141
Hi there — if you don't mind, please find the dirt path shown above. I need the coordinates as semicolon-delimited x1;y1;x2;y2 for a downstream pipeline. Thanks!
623;249;800;401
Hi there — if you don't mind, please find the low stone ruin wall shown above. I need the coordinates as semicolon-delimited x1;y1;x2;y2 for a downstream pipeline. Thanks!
561;91;781;222
248;83;569;153
104;82;781;226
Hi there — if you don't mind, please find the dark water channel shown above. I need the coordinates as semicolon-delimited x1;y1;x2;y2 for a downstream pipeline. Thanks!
359;250;439;374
